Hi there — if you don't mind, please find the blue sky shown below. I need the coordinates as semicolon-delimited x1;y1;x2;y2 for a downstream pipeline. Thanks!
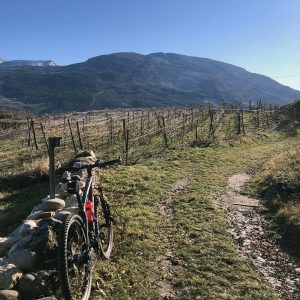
1;0;299;89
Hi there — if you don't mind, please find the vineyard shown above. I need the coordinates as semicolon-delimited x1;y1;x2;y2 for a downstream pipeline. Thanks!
0;102;295;175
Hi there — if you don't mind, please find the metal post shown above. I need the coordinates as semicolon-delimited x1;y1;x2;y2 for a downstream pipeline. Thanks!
48;137;62;199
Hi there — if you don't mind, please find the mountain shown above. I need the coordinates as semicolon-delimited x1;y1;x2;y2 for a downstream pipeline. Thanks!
0;59;56;67
0;52;299;113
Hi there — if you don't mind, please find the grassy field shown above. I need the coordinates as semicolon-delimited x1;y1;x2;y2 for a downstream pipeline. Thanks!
0;105;299;299
90;132;300;299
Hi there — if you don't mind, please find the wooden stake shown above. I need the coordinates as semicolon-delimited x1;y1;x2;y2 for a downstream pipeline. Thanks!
109;117;113;145
68;119;77;154
125;129;129;165
27;119;32;147
241;108;245;134
40;123;48;151
208;106;214;138
31;120;38;150
76;121;83;149
155;113;168;148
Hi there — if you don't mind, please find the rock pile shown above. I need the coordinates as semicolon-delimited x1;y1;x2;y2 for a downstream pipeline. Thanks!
0;151;96;300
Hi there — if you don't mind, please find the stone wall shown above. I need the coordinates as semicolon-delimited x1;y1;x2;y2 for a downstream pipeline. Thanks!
0;151;96;300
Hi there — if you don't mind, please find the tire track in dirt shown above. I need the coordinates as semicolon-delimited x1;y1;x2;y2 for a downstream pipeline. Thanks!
222;173;300;300
156;174;193;299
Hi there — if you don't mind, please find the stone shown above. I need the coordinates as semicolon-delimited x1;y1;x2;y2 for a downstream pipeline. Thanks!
41;198;65;212
0;290;19;300
0;238;10;256
75;150;96;159
9;249;37;272
55;182;69;198
26;210;44;220
41;195;60;203
54;210;71;221
65;194;78;208
30;203;42;214
19;220;37;235
36;211;56;219
75;157;95;165
34;270;58;298
18;273;41;298
27;211;55;220
47;217;62;226
30;219;58;262
8;235;32;256
7;226;24;245
62;206;79;214
0;263;22;289
0;257;10;266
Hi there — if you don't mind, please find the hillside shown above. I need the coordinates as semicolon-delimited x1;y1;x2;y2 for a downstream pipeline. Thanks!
0;52;299;113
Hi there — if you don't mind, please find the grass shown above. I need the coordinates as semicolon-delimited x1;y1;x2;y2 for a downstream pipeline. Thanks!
244;137;300;254
0;125;299;298
0;171;49;235
91;132;299;299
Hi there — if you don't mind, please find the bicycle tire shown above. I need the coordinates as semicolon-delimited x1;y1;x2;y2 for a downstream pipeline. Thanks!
95;195;113;259
58;214;92;300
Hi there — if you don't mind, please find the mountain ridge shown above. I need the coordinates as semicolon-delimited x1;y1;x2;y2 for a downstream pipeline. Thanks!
0;52;299;113
0;59;57;67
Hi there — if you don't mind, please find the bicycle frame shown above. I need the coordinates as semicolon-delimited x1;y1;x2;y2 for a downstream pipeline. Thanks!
74;167;106;251
75;168;96;248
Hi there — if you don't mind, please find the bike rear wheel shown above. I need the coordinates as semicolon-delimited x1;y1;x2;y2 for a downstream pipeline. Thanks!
58;214;92;300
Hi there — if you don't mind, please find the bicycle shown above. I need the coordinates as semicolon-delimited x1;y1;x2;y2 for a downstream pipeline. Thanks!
57;158;120;300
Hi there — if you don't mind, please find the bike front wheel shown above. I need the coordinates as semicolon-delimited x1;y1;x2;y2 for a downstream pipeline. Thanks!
58;214;92;300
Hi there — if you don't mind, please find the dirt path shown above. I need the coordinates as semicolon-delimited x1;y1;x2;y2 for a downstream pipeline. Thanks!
223;173;300;299
156;174;192;299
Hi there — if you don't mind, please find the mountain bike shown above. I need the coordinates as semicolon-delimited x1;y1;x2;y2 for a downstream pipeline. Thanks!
57;158;120;300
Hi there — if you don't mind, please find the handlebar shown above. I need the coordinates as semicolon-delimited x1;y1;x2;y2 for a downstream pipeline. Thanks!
57;158;121;174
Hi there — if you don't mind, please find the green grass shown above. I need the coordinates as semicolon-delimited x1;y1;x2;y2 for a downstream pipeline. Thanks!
91;132;299;299
0;129;299;299
0;172;48;235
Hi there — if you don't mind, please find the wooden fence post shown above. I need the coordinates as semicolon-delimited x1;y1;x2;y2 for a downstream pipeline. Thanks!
76;121;83;149
241;108;245;134
27;119;32;147
109;117;113;146
266;112;270;129
68;119;77;154
155;113;168;148
31;120;38;150
236;110;241;135
208;106;214;138
122;119;129;165
40;123;48;151
195;118;199;140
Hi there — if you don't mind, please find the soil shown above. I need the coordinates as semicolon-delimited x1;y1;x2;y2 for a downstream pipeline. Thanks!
222;173;300;300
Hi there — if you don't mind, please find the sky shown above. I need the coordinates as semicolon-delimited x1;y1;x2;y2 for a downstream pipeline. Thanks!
0;0;299;90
